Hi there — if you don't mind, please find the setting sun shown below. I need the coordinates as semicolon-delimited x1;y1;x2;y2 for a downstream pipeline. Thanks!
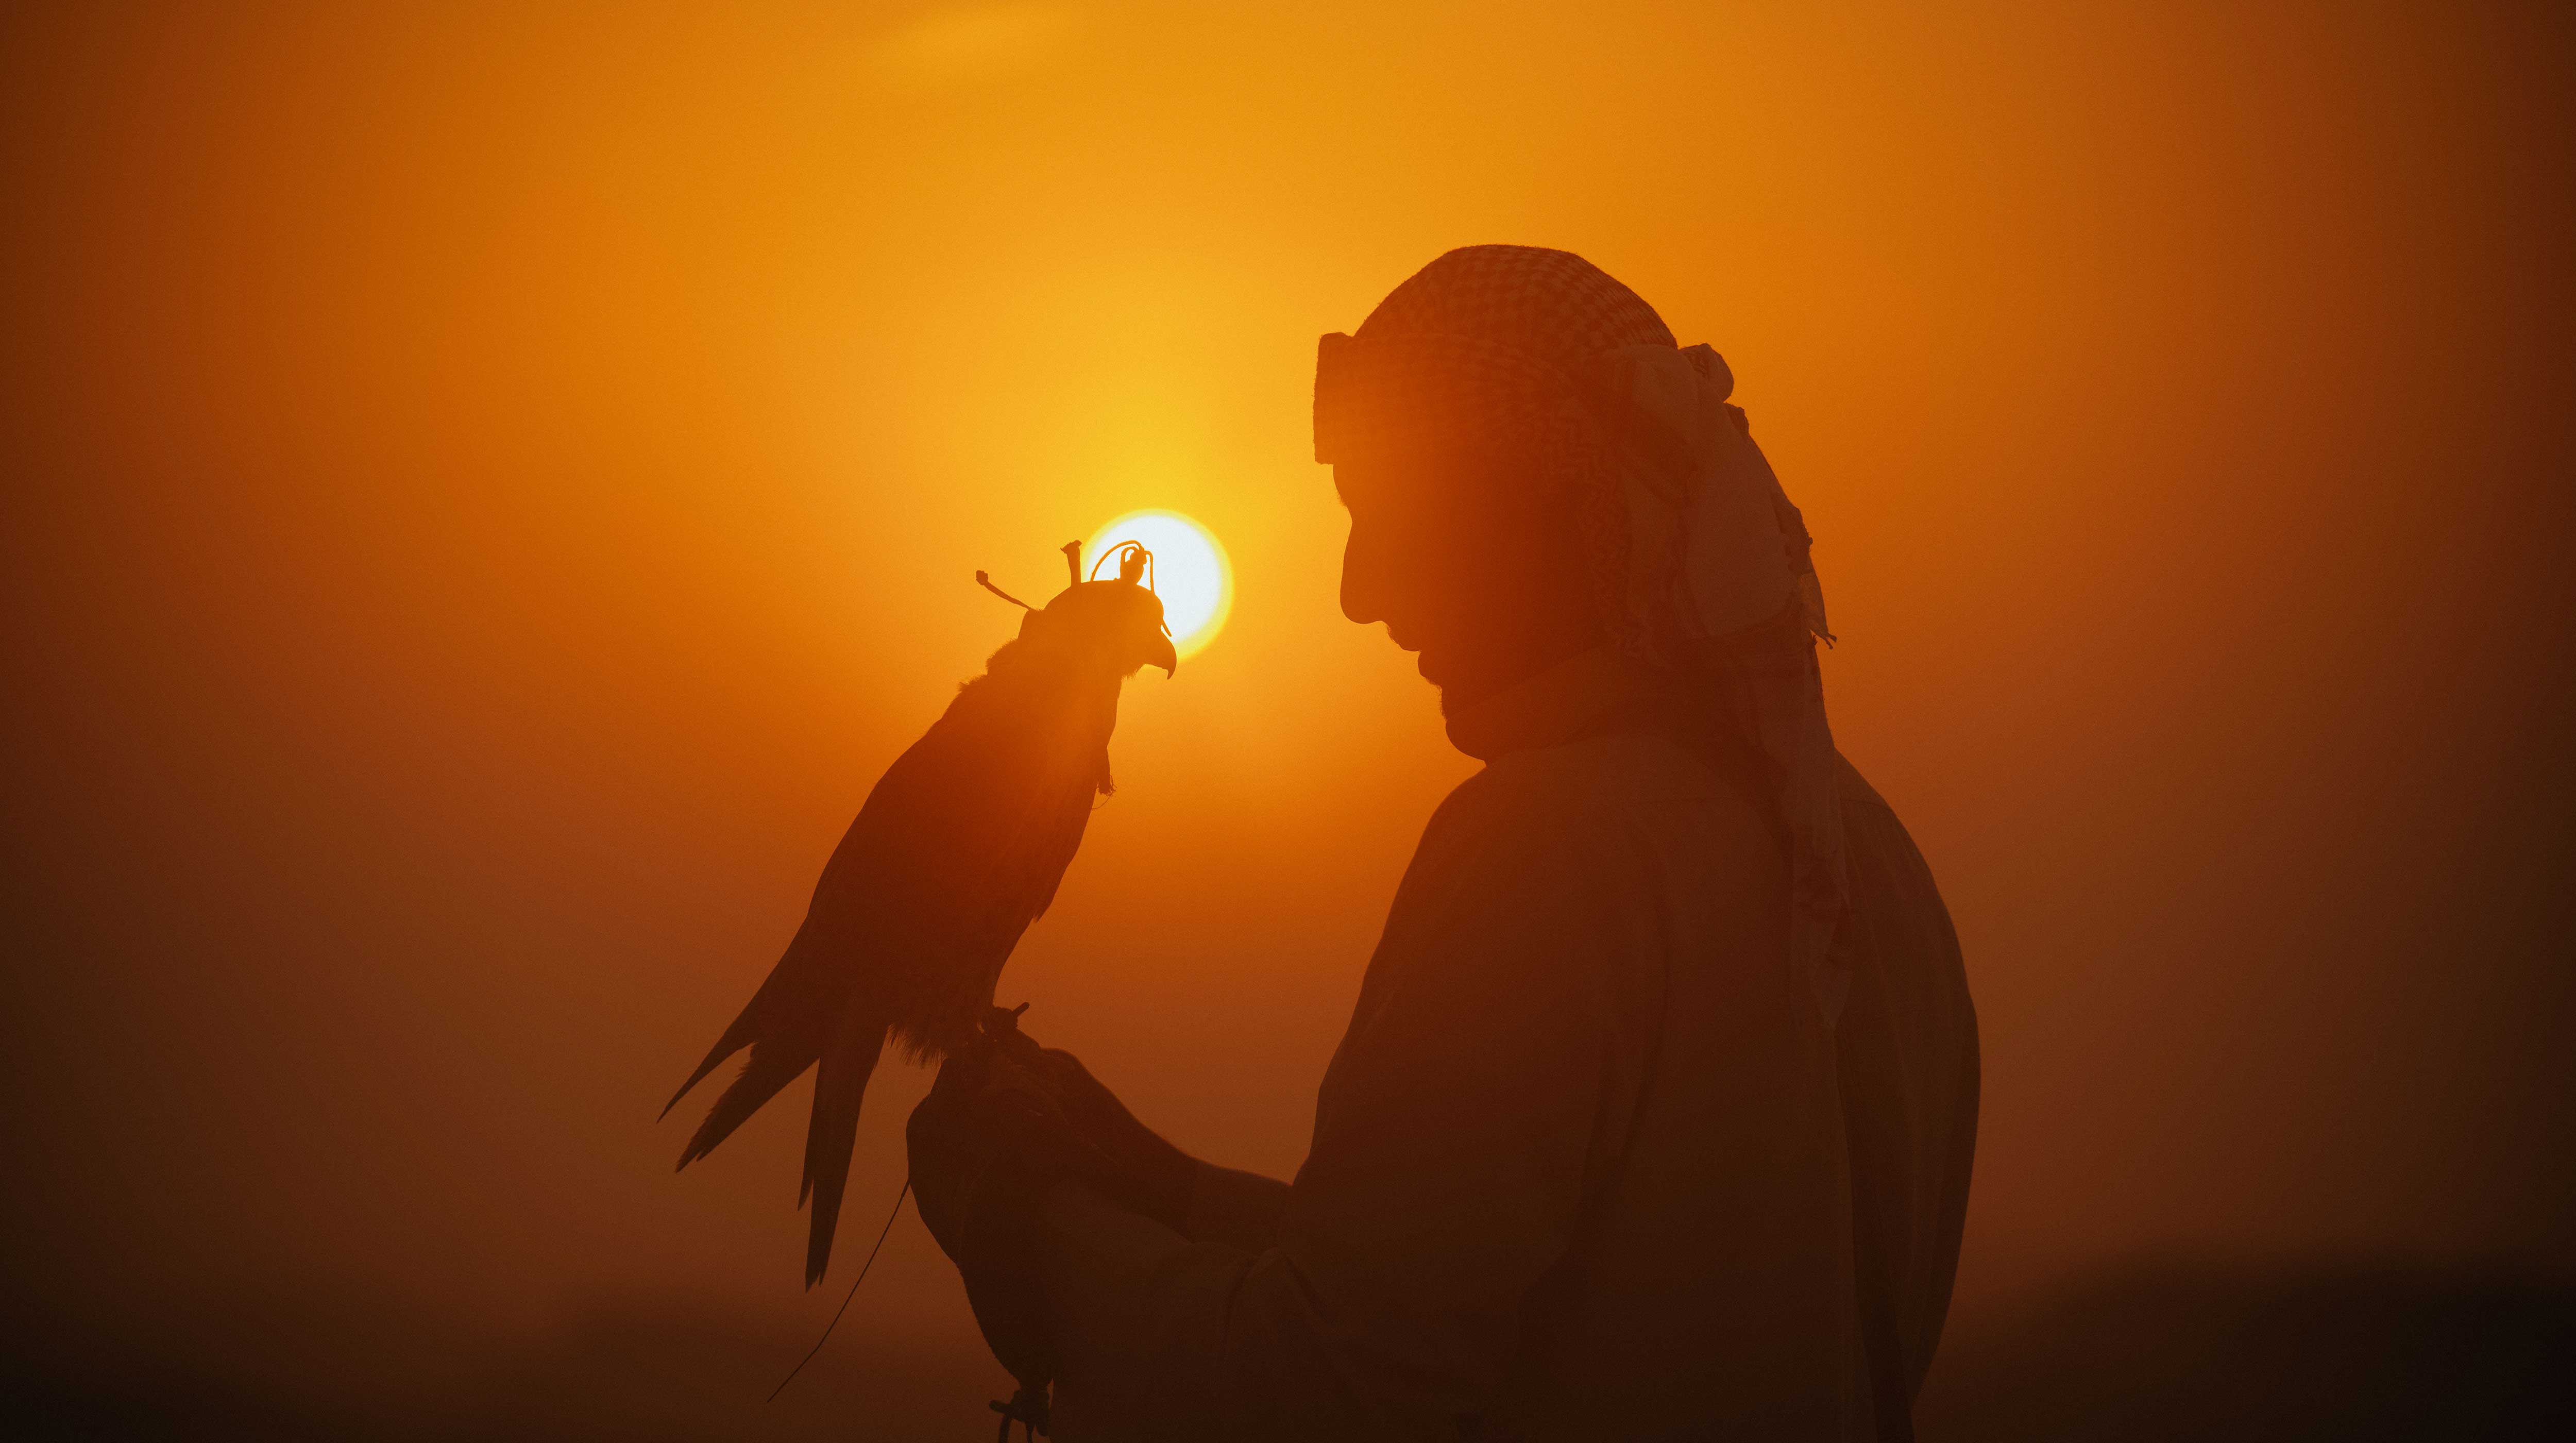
1086;509;1231;659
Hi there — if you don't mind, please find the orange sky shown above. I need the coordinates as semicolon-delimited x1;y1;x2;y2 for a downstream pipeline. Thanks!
5;2;2572;1434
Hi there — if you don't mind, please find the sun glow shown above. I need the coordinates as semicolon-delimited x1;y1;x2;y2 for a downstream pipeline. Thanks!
1086;510;1231;659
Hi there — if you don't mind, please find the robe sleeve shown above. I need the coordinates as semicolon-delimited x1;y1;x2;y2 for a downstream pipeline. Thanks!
1183;1162;1292;1252
1035;794;1660;1439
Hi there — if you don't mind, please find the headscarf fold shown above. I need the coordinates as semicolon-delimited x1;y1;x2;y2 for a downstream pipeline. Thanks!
1314;245;1854;1024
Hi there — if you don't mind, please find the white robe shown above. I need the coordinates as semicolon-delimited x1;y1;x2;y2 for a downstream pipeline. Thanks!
1036;649;1979;1440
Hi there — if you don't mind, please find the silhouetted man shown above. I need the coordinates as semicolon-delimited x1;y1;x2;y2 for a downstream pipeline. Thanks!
908;245;1979;1441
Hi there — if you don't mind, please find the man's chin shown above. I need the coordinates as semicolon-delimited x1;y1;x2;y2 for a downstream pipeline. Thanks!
1419;652;1478;718
1407;641;1493;711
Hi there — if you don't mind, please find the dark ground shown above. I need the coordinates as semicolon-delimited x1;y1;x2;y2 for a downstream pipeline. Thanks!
9;1256;2570;1439
1913;1259;2576;1442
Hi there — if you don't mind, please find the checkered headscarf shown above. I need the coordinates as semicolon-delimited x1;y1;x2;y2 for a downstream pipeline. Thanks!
1315;244;1855;1021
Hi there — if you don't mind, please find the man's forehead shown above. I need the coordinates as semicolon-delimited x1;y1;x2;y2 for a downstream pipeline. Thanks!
1329;445;1519;516
1327;450;1429;503
1329;458;1385;511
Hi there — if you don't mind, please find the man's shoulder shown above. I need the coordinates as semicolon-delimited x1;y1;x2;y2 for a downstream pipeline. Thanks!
1436;727;1741;852
1835;750;1899;818
1478;721;1709;789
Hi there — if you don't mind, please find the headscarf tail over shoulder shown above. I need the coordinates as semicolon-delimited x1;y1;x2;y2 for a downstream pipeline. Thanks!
1315;245;1853;1023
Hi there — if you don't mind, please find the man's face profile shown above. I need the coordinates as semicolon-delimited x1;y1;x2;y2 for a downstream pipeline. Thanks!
1333;444;1594;705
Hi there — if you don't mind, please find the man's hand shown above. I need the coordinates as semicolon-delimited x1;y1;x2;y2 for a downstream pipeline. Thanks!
906;1007;1202;1387
907;1023;1086;1389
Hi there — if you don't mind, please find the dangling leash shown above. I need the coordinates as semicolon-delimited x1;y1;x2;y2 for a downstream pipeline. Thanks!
766;1006;1070;1434
765;1176;913;1403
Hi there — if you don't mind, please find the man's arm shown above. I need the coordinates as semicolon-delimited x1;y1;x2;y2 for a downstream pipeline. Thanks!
1031;800;1660;1438
1024;1045;1292;1251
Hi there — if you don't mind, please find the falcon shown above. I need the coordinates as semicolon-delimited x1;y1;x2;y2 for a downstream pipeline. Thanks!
665;540;1175;1284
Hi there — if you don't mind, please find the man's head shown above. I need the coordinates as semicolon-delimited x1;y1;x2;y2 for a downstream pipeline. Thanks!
1316;246;1676;710
1321;247;1856;1025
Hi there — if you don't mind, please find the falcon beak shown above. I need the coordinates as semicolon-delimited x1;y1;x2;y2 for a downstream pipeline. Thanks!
1148;633;1177;677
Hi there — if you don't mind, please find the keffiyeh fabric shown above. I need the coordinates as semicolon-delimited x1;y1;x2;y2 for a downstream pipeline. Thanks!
1314;244;1854;1021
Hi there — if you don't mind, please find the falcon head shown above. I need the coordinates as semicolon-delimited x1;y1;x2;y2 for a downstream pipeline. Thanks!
986;539;1176;679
